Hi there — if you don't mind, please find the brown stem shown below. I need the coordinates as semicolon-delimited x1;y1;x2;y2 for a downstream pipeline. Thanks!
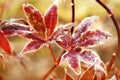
40;50;66;80
48;43;57;64
71;0;75;33
40;64;57;80
96;0;120;72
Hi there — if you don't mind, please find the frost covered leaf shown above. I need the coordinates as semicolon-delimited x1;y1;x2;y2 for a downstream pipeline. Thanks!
72;16;99;40
79;65;95;80
23;0;58;39
0;31;12;54
60;48;105;74
75;30;111;47
44;1;58;36
0;1;58;56
61;49;81;73
0;19;30;31
23;4;46;38
20;40;45;55
52;23;73;50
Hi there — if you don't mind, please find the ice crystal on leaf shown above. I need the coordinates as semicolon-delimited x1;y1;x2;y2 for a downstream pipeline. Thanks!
53;16;111;79
0;1;58;55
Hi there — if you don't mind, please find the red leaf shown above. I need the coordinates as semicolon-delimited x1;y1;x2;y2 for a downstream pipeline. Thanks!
75;30;111;47
44;1;58;36
0;19;30;31
52;23;73;50
79;49;100;65
0;31;12;54
23;4;46;38
80;50;107;79
60;48;104;74
3;30;45;41
60;48;82;73
79;65;95;80
72;16;99;40
19;40;45;56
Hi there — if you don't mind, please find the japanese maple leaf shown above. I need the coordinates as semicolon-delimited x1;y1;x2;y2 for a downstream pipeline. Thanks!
0;31;12;68
53;16;111;79
21;0;58;54
0;0;58;55
0;31;12;54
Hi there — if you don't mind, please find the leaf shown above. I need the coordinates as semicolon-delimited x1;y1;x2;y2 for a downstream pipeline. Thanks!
19;40;45;56
72;16;99;40
23;3;46;38
44;0;58;36
80;50;107;80
3;29;45;41
52;23;73;50
0;21;30;31
79;65;95;80
0;31;12;54
79;49;100;66
0;20;46;41
75;30;111;47
3;30;32;36
60;48;103;74
60;48;82;73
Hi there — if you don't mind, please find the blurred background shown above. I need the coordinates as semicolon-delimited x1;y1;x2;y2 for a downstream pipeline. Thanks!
0;0;120;80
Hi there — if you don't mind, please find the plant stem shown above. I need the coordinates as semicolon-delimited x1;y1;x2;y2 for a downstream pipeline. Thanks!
48;43;58;64
40;50;66;80
96;0;120;72
71;0;75;33
40;64;57;80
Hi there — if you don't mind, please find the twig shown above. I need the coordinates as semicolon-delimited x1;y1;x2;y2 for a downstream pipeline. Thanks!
71;0;75;33
40;50;65;80
40;64;57;80
48;43;58;64
96;0;120;72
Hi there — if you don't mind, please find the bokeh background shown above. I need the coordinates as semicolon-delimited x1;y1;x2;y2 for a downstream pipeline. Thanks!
0;0;120;80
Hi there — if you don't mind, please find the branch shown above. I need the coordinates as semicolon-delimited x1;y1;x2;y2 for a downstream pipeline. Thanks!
40;64;57;80
96;0;120;72
71;0;75;33
48;43;57;64
40;50;66;80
